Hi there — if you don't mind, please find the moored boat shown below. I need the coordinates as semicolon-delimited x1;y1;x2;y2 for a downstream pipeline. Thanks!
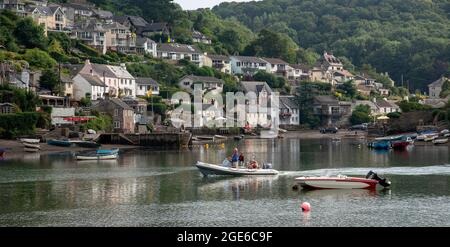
23;142;41;149
369;141;391;150
213;135;227;140
294;171;391;190
424;134;438;142
195;161;279;177
391;141;409;150
47;139;72;147
76;153;118;160
96;149;119;155
433;138;448;145
20;138;40;144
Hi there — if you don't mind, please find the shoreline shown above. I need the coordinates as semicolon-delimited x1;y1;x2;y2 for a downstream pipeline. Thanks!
1;130;445;160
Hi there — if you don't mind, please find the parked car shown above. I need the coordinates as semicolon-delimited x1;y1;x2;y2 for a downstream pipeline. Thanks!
320;127;338;134
349;124;368;131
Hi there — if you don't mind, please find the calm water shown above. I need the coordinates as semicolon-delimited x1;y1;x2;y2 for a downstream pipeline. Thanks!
0;138;449;227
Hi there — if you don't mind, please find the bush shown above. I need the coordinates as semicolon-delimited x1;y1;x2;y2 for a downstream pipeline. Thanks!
82;114;112;132
387;112;401;119
0;112;42;139
22;49;56;69
350;111;372;125
148;103;167;115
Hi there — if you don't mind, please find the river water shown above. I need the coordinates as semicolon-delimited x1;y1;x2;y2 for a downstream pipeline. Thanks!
0;138;449;227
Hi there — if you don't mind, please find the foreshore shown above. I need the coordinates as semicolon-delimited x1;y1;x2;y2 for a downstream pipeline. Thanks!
0;139;139;160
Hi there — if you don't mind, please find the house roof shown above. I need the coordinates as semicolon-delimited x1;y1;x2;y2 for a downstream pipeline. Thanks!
136;37;155;46
289;64;310;70
157;43;201;54
262;57;288;65
232;56;267;64
128;16;148;27
181;75;224;85
208;54;230;62
314;95;339;104
64;64;84;77
428;76;449;88
104;22;129;30
107;65;134;79
78;74;105;87
102;98;133;110
280;96;298;109
323;51;342;66
375;99;394;108
192;30;208;39
29;6;60;16
89;64;116;78
92;9;113;19
60;3;93;12
138;22;169;33
240;81;273;94
136;77;158;86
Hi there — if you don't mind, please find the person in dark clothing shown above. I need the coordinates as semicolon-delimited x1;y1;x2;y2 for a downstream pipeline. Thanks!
238;153;245;166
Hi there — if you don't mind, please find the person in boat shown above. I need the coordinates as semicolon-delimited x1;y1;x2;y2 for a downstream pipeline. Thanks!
231;148;239;168
247;156;259;169
222;156;232;167
238;153;245;166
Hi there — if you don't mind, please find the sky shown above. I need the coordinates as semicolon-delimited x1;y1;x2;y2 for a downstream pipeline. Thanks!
173;0;258;10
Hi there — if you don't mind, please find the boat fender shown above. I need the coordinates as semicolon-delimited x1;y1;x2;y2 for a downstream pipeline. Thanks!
301;202;311;212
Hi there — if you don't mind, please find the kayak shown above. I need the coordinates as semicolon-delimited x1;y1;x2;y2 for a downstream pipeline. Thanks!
195;161;279;177
294;171;391;190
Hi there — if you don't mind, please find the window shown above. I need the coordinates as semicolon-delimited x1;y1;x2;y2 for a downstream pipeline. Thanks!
114;109;119;116
140;86;143;90
236;62;241;67
114;121;120;128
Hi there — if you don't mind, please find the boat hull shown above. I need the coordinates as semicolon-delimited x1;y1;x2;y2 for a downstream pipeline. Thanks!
23;143;40;149
433;138;448;145
295;177;379;190
21;138;40;144
195;162;279;176
24;147;39;153
47;140;72;147
76;154;118;160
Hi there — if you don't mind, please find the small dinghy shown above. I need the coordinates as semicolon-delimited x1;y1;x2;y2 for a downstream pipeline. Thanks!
23;142;41;149
24;147;40;153
20;138;40;144
195;161;279;177
294;171;391;190
47;139;72;147
76;149;119;160
433;138;448;145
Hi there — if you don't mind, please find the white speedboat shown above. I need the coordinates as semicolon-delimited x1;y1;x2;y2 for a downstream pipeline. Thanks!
195;161;279;177
294;171;391;190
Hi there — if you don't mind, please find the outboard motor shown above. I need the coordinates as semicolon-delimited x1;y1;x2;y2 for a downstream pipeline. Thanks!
263;163;273;169
366;171;391;187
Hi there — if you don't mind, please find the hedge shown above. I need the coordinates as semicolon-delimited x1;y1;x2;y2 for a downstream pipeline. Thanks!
0;112;41;139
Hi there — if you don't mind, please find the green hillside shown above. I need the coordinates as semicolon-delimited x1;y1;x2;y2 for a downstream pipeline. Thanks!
213;0;450;90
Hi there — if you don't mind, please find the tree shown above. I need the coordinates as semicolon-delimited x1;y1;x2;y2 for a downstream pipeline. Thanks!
350;111;372;125
253;71;285;89
39;69;61;93
244;29;298;63
13;18;47;50
336;81;357;99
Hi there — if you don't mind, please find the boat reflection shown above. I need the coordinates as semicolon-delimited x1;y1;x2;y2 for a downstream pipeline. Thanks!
298;188;380;199
198;176;279;200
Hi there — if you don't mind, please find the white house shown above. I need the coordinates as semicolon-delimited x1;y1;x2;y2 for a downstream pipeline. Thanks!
240;81;274;127
262;57;289;77
157;43;204;67
230;56;268;75
179;75;224;94
108;64;136;97
192;30;211;44
375;99;400;114
279;96;299;126
287;64;310;81
136;37;157;57
72;73;106;101
136;77;159;97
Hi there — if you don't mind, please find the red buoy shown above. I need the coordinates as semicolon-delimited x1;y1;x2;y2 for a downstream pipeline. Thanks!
301;202;311;212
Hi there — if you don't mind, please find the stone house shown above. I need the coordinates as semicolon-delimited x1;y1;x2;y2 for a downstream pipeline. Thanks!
279;96;299;126
313;95;352;127
94;97;135;133
428;76;449;98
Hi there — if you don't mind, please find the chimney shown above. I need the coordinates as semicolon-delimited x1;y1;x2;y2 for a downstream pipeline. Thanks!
120;63;126;69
